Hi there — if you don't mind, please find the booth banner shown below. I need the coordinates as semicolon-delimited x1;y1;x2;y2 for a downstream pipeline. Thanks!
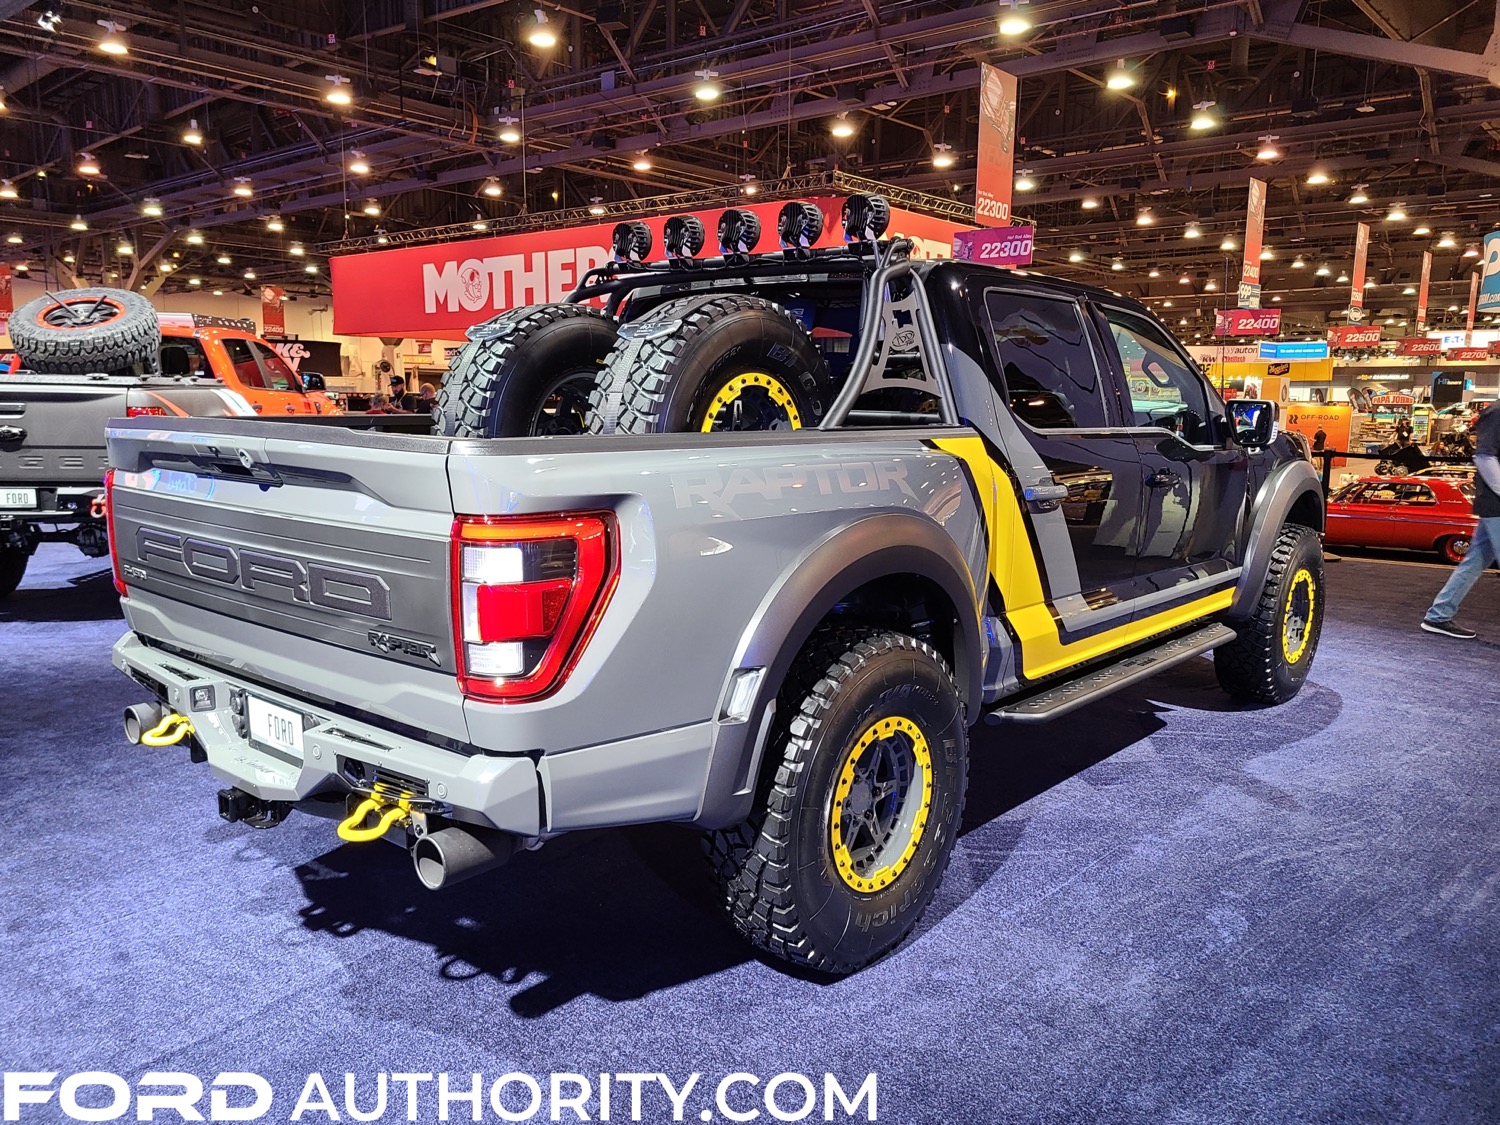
1348;222;1370;320
1479;230;1500;312
271;339;342;378
1488;340;1500;356
332;198;971;338
1444;346;1489;362
974;64;1018;228
1214;307;1279;336
0;263;11;327
261;285;286;338
1238;178;1267;308
1466;270;1479;340
1417;250;1432;331
952;224;1033;266
1329;324;1382;348
1285;403;1352;458
1397;337;1442;356
1258;340;1328;361
1187;343;1260;364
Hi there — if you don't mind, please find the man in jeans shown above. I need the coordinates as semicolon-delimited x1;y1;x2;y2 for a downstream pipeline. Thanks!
1422;401;1500;638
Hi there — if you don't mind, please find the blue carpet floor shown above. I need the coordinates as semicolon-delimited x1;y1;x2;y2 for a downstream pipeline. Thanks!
1;542;1497;1123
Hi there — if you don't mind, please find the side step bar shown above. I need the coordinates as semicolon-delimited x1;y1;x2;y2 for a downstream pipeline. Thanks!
987;622;1238;723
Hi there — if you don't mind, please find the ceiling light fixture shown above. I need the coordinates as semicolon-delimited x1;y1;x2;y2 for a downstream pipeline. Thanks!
96;19;128;55
471;219;488;231
142;197;162;218
1292;257;1305;269
1437;232;1457;249
1068;250;1085;262
4;232;21;245
1219;238;1237;252
1337;272;1349;283
1412;224;1431;236
1014;170;1037;191
1184;223;1202;239
289;242;305;256
692;68;721;102
526;8;557;48
998;1;1032;35
1385;204;1406;222
375;229;389;245
1148;267;1161;278
932;143;956;170
1110;259;1125;271
36;8;61;32
631;155;653;172
76;153;100;176
243;269;256;280
116;240;134;256
1260;247;1274;261
304;263;318;274
1105;59;1135;91
1204;278;1218;291
1402;285;1417;295
182;119;203;146
588;196;605;216
1136;209;1154;226
1347;185;1369;205
188;277;200;286
348;152;370;175
0;180;16;200
266;215;284;232
324;75;353;107
480;177;503;198
1463;243;1480;257
1315;263;1330;276
830;112;856;139
1255;135;1280;161
496;117;521;144
1179;273;1192;284
1189;101;1216;131
1306;169;1330;186
231;177;252;198
362;198;380;216
1081;197;1099;210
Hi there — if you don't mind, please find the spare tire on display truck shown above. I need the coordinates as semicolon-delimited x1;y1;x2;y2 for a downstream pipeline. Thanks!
435;304;618;438
9;288;161;375
587;294;833;434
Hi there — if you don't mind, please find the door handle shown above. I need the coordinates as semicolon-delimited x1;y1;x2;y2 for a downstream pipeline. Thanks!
1023;483;1070;502
1146;469;1180;489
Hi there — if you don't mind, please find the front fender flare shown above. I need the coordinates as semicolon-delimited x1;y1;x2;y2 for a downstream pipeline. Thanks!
1229;457;1325;621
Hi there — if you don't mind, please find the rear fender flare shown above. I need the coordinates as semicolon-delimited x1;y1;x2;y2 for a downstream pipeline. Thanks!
1230;458;1325;620
695;511;983;828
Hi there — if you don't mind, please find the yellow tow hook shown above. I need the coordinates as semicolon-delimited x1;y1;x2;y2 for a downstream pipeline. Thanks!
337;796;411;843
140;713;195;747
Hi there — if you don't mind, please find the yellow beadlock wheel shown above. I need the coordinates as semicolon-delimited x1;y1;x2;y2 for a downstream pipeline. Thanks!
1281;567;1316;664
699;370;803;432
829;715;934;894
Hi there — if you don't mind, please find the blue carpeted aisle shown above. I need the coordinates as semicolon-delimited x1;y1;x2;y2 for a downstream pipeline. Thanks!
1;543;1497;1123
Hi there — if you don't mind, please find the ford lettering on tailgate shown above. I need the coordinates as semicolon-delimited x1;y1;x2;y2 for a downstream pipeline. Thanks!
135;526;393;620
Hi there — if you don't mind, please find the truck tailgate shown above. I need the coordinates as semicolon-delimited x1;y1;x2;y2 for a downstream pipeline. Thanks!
0;376;122;483
108;421;467;742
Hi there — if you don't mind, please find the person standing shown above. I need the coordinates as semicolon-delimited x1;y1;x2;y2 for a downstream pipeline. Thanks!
1421;402;1500;638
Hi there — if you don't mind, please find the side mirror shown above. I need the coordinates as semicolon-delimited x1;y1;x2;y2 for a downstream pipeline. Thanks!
1226;398;1277;449
301;372;326;392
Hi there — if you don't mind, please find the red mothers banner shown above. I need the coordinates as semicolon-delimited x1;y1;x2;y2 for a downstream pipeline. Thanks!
1466;270;1479;341
1445;346;1489;362
952;225;1033;266
1349;222;1370;321
1328;325;1382;348
1396;337;1442;356
1214;308;1280;336
974;64;1019;228
332;198;971;338
261;285;286;338
1416;251;1431;332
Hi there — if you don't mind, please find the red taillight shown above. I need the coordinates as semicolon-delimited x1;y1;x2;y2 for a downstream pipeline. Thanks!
104;469;126;596
126;406;168;417
451;513;618;702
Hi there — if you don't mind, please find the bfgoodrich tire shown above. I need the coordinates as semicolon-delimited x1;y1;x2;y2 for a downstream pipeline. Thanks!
707;625;968;974
9;288;161;375
588;294;832;434
1215;523;1324;704
435;304;616;437
0;547;28;599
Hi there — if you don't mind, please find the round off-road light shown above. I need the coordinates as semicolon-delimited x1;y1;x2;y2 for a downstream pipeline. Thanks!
841;193;891;243
663;215;706;259
777;201;824;249
717;208;761;255
611;220;652;263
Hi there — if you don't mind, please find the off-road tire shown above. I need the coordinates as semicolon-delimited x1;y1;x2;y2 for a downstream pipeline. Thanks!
1215;523;1324;704
1438;534;1471;565
587;294;832;434
435;304;616;438
10;288;160;376
0;547;28;599
706;624;968;974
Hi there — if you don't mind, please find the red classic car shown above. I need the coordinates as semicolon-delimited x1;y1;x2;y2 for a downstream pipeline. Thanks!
1326;476;1478;563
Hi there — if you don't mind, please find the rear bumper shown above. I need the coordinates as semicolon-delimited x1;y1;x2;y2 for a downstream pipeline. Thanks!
0;483;105;524
112;631;543;836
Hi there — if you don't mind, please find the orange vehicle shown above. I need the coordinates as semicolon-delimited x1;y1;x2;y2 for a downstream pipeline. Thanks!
156;313;341;415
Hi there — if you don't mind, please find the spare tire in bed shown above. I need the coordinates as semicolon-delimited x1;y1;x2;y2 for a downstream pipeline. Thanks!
587;294;832;435
435;303;617;437
10;288;161;375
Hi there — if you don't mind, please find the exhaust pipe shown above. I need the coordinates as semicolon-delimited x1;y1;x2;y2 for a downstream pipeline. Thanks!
123;702;165;745
412;825;516;891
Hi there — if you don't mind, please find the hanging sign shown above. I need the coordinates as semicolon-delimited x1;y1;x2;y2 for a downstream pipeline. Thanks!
974;64;1019;228
1445;346;1490;362
0;264;11;327
1258;340;1329;360
1348;222;1370;322
1466;270;1480;342
1479;231;1500;312
1416;251;1432;332
1214;308;1280;336
1238;178;1267;309
1328;325;1382;348
1396;337;1442;356
952;224;1033;266
260;285;286;338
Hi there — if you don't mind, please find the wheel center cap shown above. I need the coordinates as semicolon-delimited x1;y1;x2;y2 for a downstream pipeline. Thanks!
846;779;874;818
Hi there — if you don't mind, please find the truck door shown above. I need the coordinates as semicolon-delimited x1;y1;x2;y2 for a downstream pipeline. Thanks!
978;288;1146;611
1092;302;1251;598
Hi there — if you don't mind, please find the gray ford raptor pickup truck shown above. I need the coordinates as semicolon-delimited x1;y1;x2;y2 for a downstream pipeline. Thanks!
108;195;1325;973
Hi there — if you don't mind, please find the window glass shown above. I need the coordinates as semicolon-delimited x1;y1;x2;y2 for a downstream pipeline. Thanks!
1459;481;1476;501
1331;482;1366;503
983;291;1108;429
1387;481;1436;505
159;338;210;378
250;340;303;392
1101;306;1214;444
221;338;264;388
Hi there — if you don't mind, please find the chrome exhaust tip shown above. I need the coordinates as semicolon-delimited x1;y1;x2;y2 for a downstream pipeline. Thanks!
123;702;165;745
412;825;516;891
